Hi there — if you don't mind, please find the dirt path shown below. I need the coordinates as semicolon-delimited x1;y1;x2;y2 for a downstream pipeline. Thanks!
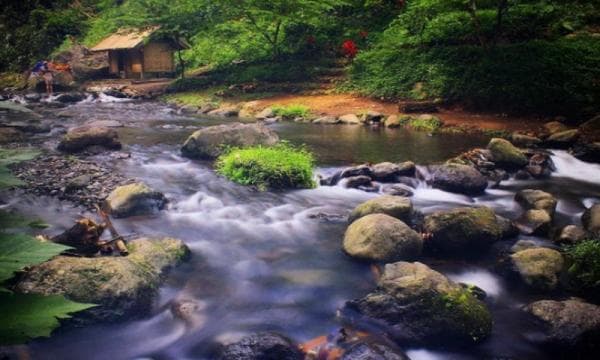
252;93;546;131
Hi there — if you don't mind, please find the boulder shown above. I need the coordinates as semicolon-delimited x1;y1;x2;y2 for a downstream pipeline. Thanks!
396;161;416;176
55;44;109;80
582;204;600;235
511;240;538;253
179;105;199;114
381;184;414;197
343;214;423;262
571;142;600;163
0;127;24;144
208;107;239;117
341;342;409;360
487;138;528;168
371;162;401;182
496;215;519;239
431;163;487;195
515;209;552;236
312;116;340;125
345;262;492;347
340;165;372;178
554;225;587;246
105;183;167;218
546;129;580;148
218;333;303;360
515;189;557;216
343;175;372;189
360;111;385;124
423;207;503;256
181;123;279;160
15;237;190;323
526;298;600;353
348;196;414;224
255;107;274;120
511;132;542;148
338;114;361;125
57;125;122;153
400;101;439;113
384;115;403;128
55;92;87;103
543;121;569;136
509;248;564;291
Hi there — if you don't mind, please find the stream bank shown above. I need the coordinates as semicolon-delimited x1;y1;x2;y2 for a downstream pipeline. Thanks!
1;95;600;359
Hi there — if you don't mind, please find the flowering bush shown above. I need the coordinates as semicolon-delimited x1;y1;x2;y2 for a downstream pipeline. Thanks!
342;40;358;58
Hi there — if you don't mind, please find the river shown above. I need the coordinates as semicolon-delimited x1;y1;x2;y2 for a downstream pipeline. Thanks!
4;98;600;359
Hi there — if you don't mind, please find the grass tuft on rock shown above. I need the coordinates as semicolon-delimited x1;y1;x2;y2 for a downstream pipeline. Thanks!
566;239;600;297
216;143;315;190
271;104;311;119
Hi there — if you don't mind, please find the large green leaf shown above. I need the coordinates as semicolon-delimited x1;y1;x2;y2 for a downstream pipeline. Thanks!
0;292;95;345
0;148;39;190
0;210;49;231
0;233;70;283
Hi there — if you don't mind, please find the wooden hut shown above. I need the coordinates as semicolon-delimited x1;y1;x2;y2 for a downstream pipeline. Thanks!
90;26;188;79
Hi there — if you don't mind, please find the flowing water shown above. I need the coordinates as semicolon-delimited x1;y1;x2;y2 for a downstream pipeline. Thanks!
4;99;600;359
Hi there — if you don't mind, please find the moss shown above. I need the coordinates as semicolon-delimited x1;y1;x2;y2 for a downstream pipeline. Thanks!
406;116;443;132
566;239;600;298
487;138;528;167
271;104;311;119
437;288;493;342
216;143;315;190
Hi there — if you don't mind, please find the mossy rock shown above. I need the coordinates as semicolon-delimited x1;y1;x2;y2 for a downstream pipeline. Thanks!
348;196;414;224
510;248;564;291
15;237;190;323
515;189;557;217
487;138;528;168
431;163;487;195
345;262;492;347
423;207;503;257
343;214;423;262
105;183;167;218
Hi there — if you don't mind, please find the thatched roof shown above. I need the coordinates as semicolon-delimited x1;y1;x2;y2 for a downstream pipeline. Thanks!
91;26;189;52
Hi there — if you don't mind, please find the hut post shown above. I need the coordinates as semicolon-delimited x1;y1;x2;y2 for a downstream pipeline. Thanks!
178;49;185;79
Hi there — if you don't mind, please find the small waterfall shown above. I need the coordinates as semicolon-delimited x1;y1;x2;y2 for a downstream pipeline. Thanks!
551;150;600;184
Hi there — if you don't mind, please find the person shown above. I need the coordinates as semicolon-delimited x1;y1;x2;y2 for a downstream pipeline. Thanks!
41;61;54;95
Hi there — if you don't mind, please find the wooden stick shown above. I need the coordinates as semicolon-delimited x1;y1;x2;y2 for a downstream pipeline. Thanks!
95;205;129;256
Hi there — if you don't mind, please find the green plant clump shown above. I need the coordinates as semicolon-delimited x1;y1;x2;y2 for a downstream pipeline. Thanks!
406;116;443;132
216;143;315;190
566;239;600;297
271;104;311;119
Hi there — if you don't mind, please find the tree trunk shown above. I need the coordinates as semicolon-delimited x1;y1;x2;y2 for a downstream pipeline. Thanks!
493;0;509;46
466;0;487;48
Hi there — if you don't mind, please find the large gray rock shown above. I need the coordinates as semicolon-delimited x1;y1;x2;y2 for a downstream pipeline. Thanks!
15;238;190;323
371;162;401;182
515;189;557;216
546;129;580;148
582;204;600;236
105;183;167;218
343;214;423;262
181;123;279;160
423;207;503;256
341;342;410;360
57;125;122;153
510;248;564;291
526;298;600;353
218;333;302;360
431;164;487;195
345;262;492;347
487;138;528;168
348;196;414;224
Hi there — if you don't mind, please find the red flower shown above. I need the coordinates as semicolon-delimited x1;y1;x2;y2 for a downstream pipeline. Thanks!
342;40;358;58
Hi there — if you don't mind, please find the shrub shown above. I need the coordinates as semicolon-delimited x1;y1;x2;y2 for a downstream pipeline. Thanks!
216;143;315;190
406;116;443;132
566;239;600;297
348;37;600;117
271;104;311;119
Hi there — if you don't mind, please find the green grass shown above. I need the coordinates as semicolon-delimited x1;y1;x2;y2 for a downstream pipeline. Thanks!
406;116;444;132
271;104;311;119
566;239;600;295
216;143;315;190
161;90;222;108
